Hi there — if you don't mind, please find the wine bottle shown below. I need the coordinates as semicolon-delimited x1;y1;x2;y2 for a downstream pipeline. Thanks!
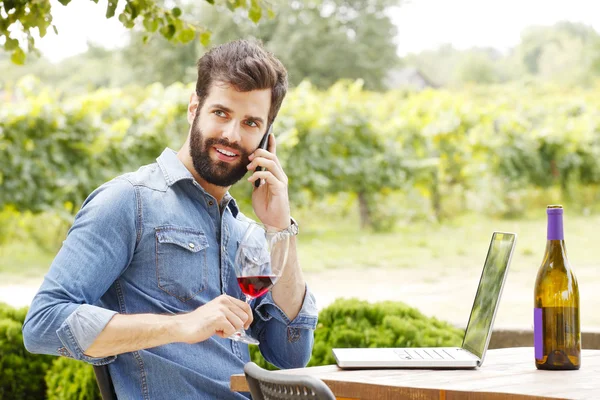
534;205;581;370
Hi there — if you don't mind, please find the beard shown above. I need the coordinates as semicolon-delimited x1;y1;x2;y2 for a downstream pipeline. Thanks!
189;112;252;187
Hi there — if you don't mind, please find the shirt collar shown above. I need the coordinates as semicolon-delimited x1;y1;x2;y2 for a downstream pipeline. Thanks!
156;148;194;186
156;147;240;217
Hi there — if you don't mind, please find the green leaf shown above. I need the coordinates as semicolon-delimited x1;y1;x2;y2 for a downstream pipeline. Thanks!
11;47;26;65
199;31;211;47
205;0;214;3
118;13;134;28
3;0;16;12
172;7;182;18
106;0;118;18
24;139;35;152
249;0;262;23
160;24;176;40
178;27;195;43
267;8;275;19
53;25;58;35
4;38;19;51
57;0;71;5
143;17;159;33
142;35;149;44
38;23;47;38
127;2;139;19
225;1;236;11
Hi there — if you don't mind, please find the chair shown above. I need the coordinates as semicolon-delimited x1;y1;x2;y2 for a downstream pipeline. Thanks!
93;364;117;400
243;362;335;400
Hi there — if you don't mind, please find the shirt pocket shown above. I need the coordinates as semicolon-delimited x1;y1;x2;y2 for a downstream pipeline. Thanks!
155;226;209;302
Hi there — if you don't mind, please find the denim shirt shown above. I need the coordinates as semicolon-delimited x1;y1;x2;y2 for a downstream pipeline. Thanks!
22;148;318;399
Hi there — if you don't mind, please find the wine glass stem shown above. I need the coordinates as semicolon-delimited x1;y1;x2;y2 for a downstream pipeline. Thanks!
240;295;253;334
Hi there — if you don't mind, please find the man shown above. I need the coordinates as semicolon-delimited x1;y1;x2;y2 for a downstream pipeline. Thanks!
22;39;317;399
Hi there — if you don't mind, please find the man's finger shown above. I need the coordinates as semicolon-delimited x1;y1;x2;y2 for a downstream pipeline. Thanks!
247;171;286;188
268;131;276;155
247;158;286;182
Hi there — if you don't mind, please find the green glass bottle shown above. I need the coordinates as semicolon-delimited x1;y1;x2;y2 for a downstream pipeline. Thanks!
534;205;581;370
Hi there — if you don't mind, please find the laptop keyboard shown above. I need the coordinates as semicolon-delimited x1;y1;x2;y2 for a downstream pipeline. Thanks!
394;348;455;360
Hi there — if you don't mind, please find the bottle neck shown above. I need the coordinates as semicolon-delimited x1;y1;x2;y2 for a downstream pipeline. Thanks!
545;239;566;257
547;212;564;241
545;212;568;266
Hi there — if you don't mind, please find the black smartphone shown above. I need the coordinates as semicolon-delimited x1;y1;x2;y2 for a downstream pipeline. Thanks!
254;124;273;188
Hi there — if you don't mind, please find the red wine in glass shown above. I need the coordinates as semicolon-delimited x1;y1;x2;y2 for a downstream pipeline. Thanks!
237;275;277;298
229;221;291;345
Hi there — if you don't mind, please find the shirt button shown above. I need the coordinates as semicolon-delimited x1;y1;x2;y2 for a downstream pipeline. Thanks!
208;201;214;206
189;243;195;249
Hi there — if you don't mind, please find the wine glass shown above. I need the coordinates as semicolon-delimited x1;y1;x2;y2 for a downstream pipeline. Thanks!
229;220;291;345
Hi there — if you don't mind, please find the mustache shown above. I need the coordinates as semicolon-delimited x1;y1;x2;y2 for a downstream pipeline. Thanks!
203;137;246;155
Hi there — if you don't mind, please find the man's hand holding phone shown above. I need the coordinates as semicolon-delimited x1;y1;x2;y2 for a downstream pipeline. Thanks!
253;126;271;188
246;125;291;230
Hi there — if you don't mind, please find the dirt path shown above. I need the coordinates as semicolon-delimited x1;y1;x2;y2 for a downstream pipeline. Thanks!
303;265;600;329
3;266;598;329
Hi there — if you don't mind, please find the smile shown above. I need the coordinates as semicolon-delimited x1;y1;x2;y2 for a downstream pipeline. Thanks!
215;148;237;157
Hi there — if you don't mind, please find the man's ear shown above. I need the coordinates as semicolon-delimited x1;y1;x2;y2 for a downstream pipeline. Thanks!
188;92;200;125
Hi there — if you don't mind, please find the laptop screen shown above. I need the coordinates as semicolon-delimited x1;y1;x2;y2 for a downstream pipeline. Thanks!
462;232;516;359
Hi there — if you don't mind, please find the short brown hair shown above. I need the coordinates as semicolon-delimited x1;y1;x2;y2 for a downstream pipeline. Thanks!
195;39;288;128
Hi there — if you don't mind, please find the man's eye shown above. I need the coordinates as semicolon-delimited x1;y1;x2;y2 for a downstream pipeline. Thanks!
214;110;226;117
246;120;258;128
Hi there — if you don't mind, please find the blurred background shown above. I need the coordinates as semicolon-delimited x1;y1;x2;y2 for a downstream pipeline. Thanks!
2;0;600;333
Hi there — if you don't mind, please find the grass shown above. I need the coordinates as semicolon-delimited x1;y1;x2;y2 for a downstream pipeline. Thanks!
0;241;55;283
1;211;599;285
296;211;600;273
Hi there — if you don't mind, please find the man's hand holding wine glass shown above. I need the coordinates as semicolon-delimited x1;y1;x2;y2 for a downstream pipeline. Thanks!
177;295;254;343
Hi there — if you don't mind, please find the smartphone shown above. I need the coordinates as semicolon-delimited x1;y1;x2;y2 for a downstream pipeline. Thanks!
254;124;273;188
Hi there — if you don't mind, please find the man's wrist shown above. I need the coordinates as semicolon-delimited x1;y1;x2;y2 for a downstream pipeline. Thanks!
171;313;192;343
284;217;299;236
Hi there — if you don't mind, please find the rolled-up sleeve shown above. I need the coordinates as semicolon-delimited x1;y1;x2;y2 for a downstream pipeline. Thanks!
56;305;118;364
22;177;138;365
251;284;318;369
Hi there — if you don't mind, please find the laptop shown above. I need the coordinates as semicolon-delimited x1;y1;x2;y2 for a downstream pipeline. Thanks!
333;231;517;369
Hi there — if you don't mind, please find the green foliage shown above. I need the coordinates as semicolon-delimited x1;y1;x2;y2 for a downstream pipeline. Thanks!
0;302;28;324
45;358;100;400
1;0;402;95
0;300;460;398
115;0;402;91
280;81;410;228
198;0;401;90
454;51;499;84
0;77;185;213
0;303;54;400
310;298;463;366
513;22;600;85
2;77;600;228
250;298;464;369
403;22;600;88
1;0;273;64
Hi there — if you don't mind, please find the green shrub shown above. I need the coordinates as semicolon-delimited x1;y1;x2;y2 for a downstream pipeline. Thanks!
310;298;464;366
45;358;100;400
0;299;464;398
0;304;54;400
0;302;29;324
251;298;464;369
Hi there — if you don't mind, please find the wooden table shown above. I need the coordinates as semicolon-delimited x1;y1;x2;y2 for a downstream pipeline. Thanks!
231;348;600;399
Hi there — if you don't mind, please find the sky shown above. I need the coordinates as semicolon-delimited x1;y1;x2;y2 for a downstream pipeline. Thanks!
36;0;600;63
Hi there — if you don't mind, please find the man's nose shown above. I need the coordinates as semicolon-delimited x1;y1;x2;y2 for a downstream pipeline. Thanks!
221;121;241;143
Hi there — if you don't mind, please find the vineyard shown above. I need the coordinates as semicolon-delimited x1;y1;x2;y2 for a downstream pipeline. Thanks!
2;77;600;231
